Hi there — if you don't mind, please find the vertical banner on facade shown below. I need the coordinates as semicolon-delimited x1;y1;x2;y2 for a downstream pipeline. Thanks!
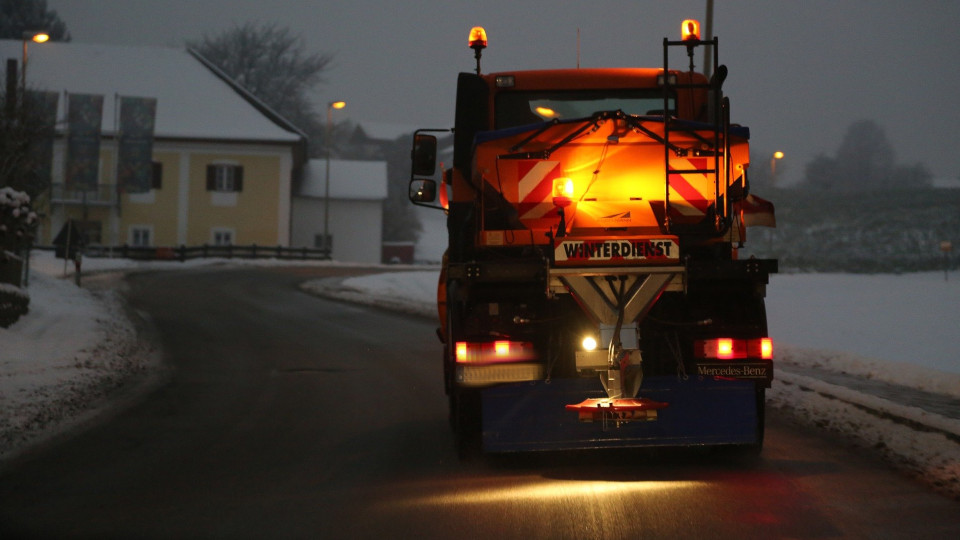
65;93;104;190
117;96;157;193
23;91;60;186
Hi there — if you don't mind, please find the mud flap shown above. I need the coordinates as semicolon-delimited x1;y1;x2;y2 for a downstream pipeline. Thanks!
481;376;759;452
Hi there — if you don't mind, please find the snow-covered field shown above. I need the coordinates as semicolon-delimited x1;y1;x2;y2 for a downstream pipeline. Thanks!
2;251;959;499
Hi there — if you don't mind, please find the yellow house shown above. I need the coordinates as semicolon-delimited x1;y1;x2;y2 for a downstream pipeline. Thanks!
1;40;306;248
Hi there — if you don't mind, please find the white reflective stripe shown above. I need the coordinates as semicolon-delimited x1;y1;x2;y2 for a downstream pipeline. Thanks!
518;161;559;201
519;201;557;220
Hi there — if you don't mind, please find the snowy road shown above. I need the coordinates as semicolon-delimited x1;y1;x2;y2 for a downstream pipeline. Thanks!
2;266;959;538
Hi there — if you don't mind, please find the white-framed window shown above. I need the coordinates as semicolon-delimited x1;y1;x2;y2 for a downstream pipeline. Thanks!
129;226;153;247
206;163;243;192
211;228;234;246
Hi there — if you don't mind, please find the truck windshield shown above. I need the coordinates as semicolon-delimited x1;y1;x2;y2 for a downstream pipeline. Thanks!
495;89;673;129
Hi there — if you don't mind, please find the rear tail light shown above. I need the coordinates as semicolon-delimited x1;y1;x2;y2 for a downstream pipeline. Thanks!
454;340;536;364
759;337;773;360
716;338;735;359
696;337;773;360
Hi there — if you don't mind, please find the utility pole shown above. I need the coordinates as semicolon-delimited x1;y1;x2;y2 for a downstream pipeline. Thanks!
703;0;714;76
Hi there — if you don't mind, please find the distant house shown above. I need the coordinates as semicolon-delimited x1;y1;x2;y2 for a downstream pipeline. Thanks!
0;39;307;249
292;159;387;264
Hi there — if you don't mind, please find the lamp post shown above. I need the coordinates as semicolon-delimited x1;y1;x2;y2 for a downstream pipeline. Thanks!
20;31;49;97
323;100;345;256
770;151;784;186
17;31;48;288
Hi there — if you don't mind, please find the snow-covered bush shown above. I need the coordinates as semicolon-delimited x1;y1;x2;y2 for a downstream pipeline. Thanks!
0;187;35;324
0;282;29;328
0;186;38;252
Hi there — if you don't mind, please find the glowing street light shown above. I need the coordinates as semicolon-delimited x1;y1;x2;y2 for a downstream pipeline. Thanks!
21;31;50;96
323;100;346;256
770;151;784;185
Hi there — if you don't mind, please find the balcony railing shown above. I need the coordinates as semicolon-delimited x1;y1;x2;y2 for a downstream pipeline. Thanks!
49;183;117;206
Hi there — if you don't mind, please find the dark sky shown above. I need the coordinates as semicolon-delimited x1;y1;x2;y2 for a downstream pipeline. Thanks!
47;0;960;186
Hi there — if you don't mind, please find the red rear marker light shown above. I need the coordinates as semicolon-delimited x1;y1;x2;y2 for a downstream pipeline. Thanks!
454;341;536;364
716;338;735;359
696;337;774;360
760;337;773;360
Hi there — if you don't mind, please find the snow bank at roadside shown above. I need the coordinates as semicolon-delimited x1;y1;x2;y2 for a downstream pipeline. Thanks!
0;271;155;460
301;270;437;317
1;252;407;461
769;368;960;499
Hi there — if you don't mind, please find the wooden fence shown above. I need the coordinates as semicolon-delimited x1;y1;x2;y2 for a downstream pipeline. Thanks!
43;244;332;262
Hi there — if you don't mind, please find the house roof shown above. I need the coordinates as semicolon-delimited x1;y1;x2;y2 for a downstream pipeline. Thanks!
300;159;387;200
0;39;303;143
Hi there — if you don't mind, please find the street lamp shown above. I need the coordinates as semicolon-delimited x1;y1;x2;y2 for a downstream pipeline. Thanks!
323;100;346;255
770;151;784;186
21;31;49;95
17;31;48;288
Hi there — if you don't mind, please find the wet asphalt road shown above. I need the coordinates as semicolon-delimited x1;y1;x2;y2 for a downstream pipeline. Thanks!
1;266;958;539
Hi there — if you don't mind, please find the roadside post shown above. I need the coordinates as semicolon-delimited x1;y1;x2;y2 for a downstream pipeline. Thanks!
53;220;86;286
941;241;952;281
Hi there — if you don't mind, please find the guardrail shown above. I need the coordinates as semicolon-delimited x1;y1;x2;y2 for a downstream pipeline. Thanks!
37;244;331;262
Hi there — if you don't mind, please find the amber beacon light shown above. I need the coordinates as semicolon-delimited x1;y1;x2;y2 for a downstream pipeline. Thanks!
681;19;701;41
468;26;488;49
469;26;488;75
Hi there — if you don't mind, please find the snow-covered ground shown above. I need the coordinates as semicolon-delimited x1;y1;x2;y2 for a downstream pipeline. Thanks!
2;250;959;499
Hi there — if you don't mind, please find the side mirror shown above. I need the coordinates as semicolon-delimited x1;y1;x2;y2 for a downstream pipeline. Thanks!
412;134;438;177
409;179;437;203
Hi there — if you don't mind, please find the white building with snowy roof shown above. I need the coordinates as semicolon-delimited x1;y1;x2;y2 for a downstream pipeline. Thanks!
292;159;387;264
1;39;307;249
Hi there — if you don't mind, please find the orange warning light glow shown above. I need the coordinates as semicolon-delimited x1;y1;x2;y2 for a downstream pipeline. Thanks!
469;27;488;49
681;19;701;42
535;106;557;118
552;177;574;207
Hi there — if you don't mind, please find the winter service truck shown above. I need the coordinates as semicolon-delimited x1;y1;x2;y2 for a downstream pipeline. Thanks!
409;20;778;455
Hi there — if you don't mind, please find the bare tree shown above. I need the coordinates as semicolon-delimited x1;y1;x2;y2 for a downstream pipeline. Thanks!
1;0;68;197
188;23;332;139
802;119;931;191
0;0;70;41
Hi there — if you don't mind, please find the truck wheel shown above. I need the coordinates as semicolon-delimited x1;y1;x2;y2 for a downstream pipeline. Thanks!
452;388;481;459
752;387;766;453
727;387;765;457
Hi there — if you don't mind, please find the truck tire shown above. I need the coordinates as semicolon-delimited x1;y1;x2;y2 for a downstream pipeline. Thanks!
741;388;767;457
452;388;481;459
